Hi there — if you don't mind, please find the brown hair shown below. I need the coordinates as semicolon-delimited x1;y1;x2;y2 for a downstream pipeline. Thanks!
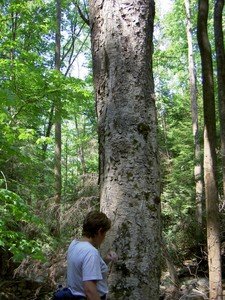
82;211;111;238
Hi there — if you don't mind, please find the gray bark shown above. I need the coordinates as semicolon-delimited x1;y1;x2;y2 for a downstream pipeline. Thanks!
214;0;225;202
197;0;222;299
184;0;203;236
89;1;161;299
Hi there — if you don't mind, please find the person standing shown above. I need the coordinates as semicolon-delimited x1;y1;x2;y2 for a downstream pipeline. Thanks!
67;211;118;300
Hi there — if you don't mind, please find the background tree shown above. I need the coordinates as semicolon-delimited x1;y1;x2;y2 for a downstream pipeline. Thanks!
53;0;62;237
184;0;203;237
214;0;225;202
89;1;161;299
197;0;222;298
154;0;204;258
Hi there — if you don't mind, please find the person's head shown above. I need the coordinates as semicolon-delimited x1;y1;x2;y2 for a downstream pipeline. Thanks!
82;211;111;238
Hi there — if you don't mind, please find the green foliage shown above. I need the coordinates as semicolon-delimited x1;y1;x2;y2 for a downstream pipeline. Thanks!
154;0;206;255
0;0;96;204
0;189;49;262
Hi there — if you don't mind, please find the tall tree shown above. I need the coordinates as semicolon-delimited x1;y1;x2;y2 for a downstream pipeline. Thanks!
197;0;222;299
184;0;203;236
154;0;204;255
89;1;161;299
53;0;62;237
214;0;225;201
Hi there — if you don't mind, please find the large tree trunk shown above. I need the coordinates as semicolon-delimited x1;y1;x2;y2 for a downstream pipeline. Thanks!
214;0;225;202
197;0;222;299
184;0;203;237
89;1;161;299
53;0;62;237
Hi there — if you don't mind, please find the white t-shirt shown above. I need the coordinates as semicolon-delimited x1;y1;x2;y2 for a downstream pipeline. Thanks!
67;240;109;297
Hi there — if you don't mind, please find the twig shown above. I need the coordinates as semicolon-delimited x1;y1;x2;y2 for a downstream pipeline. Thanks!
1;171;8;189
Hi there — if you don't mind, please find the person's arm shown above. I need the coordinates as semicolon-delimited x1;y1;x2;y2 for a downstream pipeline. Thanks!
83;280;101;300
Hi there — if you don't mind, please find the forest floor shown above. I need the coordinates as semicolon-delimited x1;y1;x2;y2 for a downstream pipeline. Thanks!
1;256;225;300
1;274;224;300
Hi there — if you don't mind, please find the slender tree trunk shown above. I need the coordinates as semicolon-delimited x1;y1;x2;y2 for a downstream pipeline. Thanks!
89;1;161;299
184;0;203;237
214;0;225;201
197;0;222;299
53;0;62;237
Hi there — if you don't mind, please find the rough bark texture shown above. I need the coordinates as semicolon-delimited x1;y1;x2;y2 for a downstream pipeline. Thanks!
89;1;161;299
197;0;222;299
184;0;203;236
214;0;225;200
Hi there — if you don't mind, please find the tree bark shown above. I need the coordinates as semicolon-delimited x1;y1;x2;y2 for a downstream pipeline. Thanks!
89;1;161;299
197;0;222;299
214;0;225;202
184;0;203;237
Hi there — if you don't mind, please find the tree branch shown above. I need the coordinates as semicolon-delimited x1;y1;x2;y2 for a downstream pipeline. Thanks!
73;0;89;26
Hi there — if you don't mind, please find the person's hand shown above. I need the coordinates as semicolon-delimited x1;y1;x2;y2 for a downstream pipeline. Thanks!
104;250;118;263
